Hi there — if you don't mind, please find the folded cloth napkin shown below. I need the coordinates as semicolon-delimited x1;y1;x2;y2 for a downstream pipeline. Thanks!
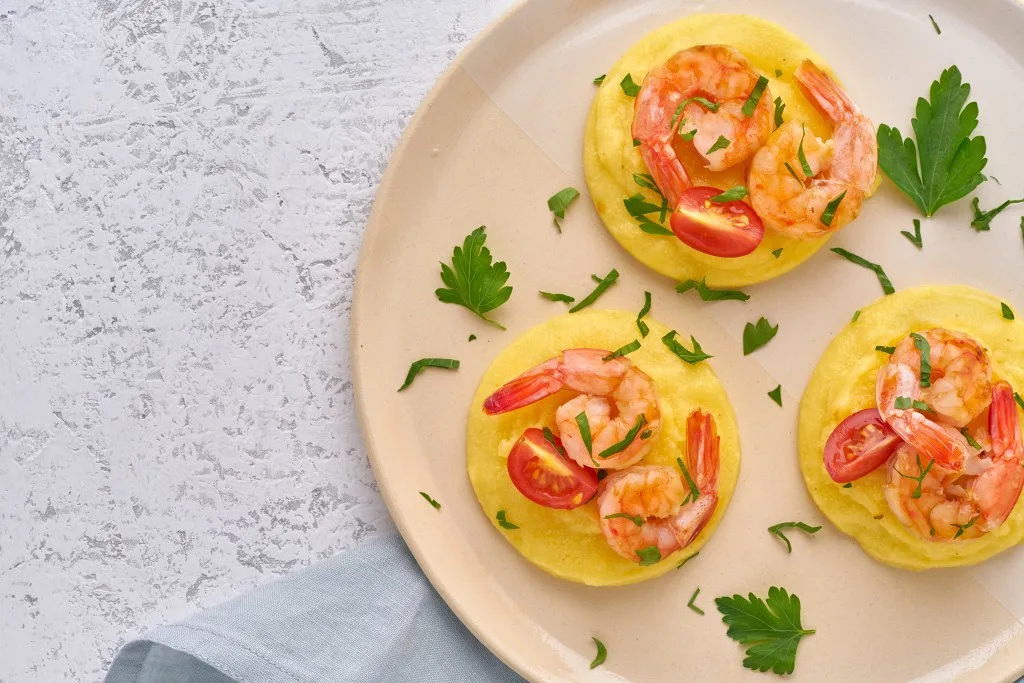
105;533;524;683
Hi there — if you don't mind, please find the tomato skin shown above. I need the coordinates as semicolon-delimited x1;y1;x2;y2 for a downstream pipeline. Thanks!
670;186;765;258
507;428;598;509
824;408;903;483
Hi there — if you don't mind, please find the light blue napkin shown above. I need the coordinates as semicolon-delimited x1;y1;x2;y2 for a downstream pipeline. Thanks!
104;534;524;683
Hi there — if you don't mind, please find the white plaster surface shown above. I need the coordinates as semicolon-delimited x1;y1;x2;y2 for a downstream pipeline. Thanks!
0;0;512;679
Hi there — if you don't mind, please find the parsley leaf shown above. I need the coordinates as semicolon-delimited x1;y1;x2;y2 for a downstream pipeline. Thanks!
569;269;619;312
677;551;699;569
773;96;786;128
742;76;769;117
593;74;606;85
743;317;779;355
676;456;701;503
710;185;749;203
1002;302;1015;320
542;427;567;458
798;125;814;177
901;218;924;248
637;291;652;338
830;247;896;294
910;332;932;387
603;340;641;361
598;415;646;458
894;396;932;412
706;135;731;155
419;492;441;510
821;190;847;227
876;345;896;354
715;587;815;675
1016;392;1024;410
624;192;673;235
876;65;987;216
632;172;662;194
620;73;641;97
468;334;476;342
590;637;607;669
970;196;1024;231
496;510;519;530
852;309;862;322
576;411;594;459
398;358;459;391
436;226;512;329
604;512;644;526
893;453;935;498
772;248;783;258
662;330;712;364
539;291;574;304
961;427;982;450
929;14;942;35
636;545;661;566
547;187;580;231
767;521;822;553
676;277;750;302
768;385;783;406
688;587;706;615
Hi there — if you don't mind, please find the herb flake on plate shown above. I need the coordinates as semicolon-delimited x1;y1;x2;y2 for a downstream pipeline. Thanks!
715;587;815;675
662;330;712;364
398;358;459;391
743;317;778;355
676;277;750;302
569;269;619;312
767;521;821;553
830;247;895;294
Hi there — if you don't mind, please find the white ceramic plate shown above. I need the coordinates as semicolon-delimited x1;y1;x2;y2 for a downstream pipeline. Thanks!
353;1;1024;680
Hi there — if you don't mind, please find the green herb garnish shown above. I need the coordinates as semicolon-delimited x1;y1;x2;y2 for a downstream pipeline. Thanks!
569;269;619;312
662;330;712;364
677;551;699;569
598;415;646;458
742;76;769;117
773;96;786;128
820;190;847;227
547;187;580;231
603;340;642;361
419;492;441;510
688;587;706;615
894;396;932;412
604;512;644;527
640;429;652;440
633;172;662;194
852;309;862;322
590;637;607;669
797;125;814;177
706;135;731;155
970;196;1024;231
496;510;519;530
576;411;593;458
893;453;935;499
637;291;652;338
542;427;568;458
842;482;853;489
593;74;606;85
539;291;575;304
1016;392;1024;410
676;456;701;503
624;193;672;235
772;248;784;258
677;277;750;302
911;332;932;387
877;66;987;216
637;219;674;236
875;345;896;354
767;522;822;554
960;427;982;450
710;185;749;203
436;226;512;329
953;516;978;539
715;587;814;676
830;247;896;295
768;385;783;406
632;138;641;147
398;358;460;391
620;73;641;97
929;14;941;35
784;161;803;184
680;128;698;141
670;97;720;133
775;69;783;78
637;545;661;566
1002;302;1015;320
901;218;924;248
468;334;476;342
743;317;779;355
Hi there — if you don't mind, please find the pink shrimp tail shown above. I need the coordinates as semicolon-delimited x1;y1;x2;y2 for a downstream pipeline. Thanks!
975;382;1024;530
638;143;690;208
482;358;563;415
989;381;1023;461
686;410;720;492
794;59;859;125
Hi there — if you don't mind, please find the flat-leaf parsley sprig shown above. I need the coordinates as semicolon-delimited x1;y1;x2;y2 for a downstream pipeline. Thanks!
436;226;513;329
715;586;815;676
877;65;987;216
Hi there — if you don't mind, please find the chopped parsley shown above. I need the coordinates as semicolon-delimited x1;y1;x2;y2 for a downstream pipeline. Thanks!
542;427;567;458
575;411;594;458
901;218;924;248
842;482;853;489
970;196;1024;231
784;161;803;183
603;340;642;361
603;512;644;526
637;291;652;338
419;492;441;510
539;291;575;304
598;415;646;458
743;317;779;355
851;309;862;322
1016;392;1024;410
547;187;580;231
877;66;987;216
773;96;786;127
911;332;932;387
741;76;770;117
496;510;519;530
676;551;699;569
620;73;641;97
1002;302;1015;320
676;456;701;503
830;247;896;294
398;358;460;391
768;385;783;406
775;68;783;78
468;334;477;342
894;396;932;412
960;427;982;450
569;269;619;312
676;277;750;302
875;345;896;354
710;185;749;203
798;125;814;177
590;637;607;669
821;190;847;227
706;135;731;155
929;14;942;35
953;516;978;539
767;521;822;553
662;330;712;364
632;172;661;193
893;453;935;499
688;587;706;615
636;545;662;566
772;248;784;258
715;587;815;675
436;226;512;329
593;74;606;85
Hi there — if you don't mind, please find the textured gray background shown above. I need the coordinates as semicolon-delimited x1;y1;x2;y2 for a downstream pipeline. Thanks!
0;0;510;679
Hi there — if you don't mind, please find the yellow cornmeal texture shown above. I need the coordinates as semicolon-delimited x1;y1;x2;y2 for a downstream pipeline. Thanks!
585;14;840;287
467;310;740;586
799;285;1024;570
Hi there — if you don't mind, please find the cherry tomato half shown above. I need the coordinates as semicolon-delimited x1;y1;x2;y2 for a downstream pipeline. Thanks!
507;428;598;509
823;408;903;483
670;186;765;258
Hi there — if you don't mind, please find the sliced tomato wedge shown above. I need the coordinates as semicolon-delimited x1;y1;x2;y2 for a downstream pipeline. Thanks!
507;428;598;509
670;186;765;258
824;408;903;483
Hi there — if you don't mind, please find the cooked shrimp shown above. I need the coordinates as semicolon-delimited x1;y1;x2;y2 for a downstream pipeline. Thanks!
877;328;993;471
748;59;877;238
598;411;719;562
483;349;661;470
632;45;773;207
883;382;1024;540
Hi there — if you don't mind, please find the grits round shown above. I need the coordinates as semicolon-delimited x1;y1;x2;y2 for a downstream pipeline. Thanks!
584;14;841;286
799;285;1024;570
467;310;740;585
